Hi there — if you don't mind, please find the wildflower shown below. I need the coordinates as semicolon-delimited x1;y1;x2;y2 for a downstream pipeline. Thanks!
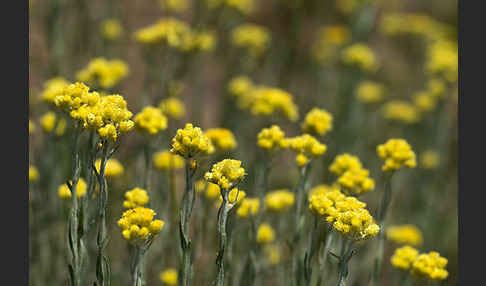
329;153;362;175
39;112;57;133
153;150;185;171
39;77;70;104
134;106;168;135
420;150;440;169
386;225;423;246
159;0;189;12
58;178;88;199
76;58;129;89
237;197;260;218
123;187;150;209
413;91;437;112
341;43;379;72
218;188;247;208
264;190;295;212
159;97;186;120
95;158;124;178
425;40;458;83
426;78;447;99
257;223;275;244
301;108;333;137
411;251;448;281
263;244;281;265
382;100;420;124
134;17;192;48
159;268;178;285
170;123;214;158
337;167;375;196
391;246;420;270
377;139;417;172
29;120;35;134
117;206;165;246
246;87;299;121
205;159;245;190
355;81;385;104
308;184;338;199
205;128;237;152
188;30;217;52
206;183;221;201
257;125;289;152
100;18;123;41
312;25;351;64
288;134;327;167
228;76;254;98
231;24;270;57
29;165;39;181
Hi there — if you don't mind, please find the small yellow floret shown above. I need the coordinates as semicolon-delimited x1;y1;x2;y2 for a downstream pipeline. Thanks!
205;128;238;152
159;268;178;285
391;245;419;270
257;125;289;152
58;178;88;199
356;81;385;104
257;223;275;244
411;251;448;281
264;190;295;212
170;123;214;158
377;139;416;172
301;108;333;136
205;159;246;190
341;43;379;73
153;150;185;171
95;158;124;178
420;150;440;170
134;106;168;135
288;134;327;167
123;187;150;209
386;225;423;246
29;165;39;181
237;198;260;218
159;97;186;119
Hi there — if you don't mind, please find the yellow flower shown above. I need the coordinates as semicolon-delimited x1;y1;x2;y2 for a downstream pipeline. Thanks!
411;251;448;281
231;24;270;57
246;86;299;121
40;77;70;104
237;197;260;218
301;108;333;136
341;43;379;73
159;268;178;285
134;106;168;135
117;206;165;246
159;97;186;119
413;91;437;112
420;150;440;170
386;225;423;246
100;18;123;41
205;128;237;152
29;165;39;181
263;244;281;265
425;40;457;83
29;120;35;134
40;112;57;133
257;223;275;244
159;0;189;12
382;100;420;124
337;167;375;196
76;58;129;89
257;125;289;152
264;190;295;213
426;78;447;99
228;76;254;98
356;81;385;104
123;187;150;209
95;158;124;178
170;123;214;158
377;139;416;172
312;25;351;64
153;150;185;171
205;159;246;190
288;134;327;167
206;183;221;201
134;17;192;49
217;188;247;208
58;178;88;199
329;153;362;175
391;246;419;270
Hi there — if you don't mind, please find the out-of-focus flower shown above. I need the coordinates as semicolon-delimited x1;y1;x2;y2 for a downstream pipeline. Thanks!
100;18;123;41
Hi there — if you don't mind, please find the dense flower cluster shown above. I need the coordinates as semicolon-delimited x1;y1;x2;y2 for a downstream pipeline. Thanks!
134;106;168;135
420;150;440;169
377;139;417;171
159;97;186;119
312;25;351;64
264;190;295;212
329;153;362;175
257;125;289;152
237;197;260;218
411;252;448;281
153;150;185;171
205;128;238;152
29;165;39;181
227;75;254;98
76;58;129;89
95;158;124;177
40;77;70;104
330;154;374;196
58;178;87;199
170;123;214;158
355;81;385;104
425;40;458;83
341;43;379;72
159;268;178;285
257;223;275;244
245;86;299;121
195;180;222;201
40;112;67;136
391;246;420;270
117;206;165;246
207;0;254;15
386;224;423;246
205;159;246;190
288;134;327;167
100;18;123;41
382;101;420;124
301;108;333;136
231;23;270;57
413;91;437;112
123;187;150;209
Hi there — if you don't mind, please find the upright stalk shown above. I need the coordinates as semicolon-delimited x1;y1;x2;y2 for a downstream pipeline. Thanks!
336;239;356;286
179;160;196;286
318;227;335;286
131;248;146;286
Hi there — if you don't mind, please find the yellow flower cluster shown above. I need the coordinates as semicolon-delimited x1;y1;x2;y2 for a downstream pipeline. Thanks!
301;108;333;136
217;188;247;208
312;25;351;64
411;251;448;281
95;158;124;177
205;128;238;152
76;58;129;89
40;112;67;136
341;43;379;73
420;150;440;170
134;106;168;135
237;197;260;218
58;178;88;199
264;190;295;213
159;268;178;285
100;18;123;41
257;125;289;152
308;184;338;199
195;180;222;201
231;24;270;57
55;82;134;141
355;81;385;104
337;168;375;196
382;100;420;124
117;207;165;246
170;123;214;158
207;0;254;15
288;134;327;167
29;165;39;181
413;91;437;112
391;246;420;270
153;150;185;171
386;224;423;246
257;223;275;244
123;187;150;209
227;75;254;98
159;0;189;13
205;159;246;190
159;97;186;119
425;40;458;83
246;87;299;121
377;139;417;172
329;154;362;175
40;77;70;104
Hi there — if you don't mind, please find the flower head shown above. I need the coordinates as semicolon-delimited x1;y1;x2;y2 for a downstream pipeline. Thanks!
356;81;385;104
420;150;440;169
117;206;165;247
228;76;254;98
170;123;214;158
341;43;379;72
413;91;437;112
76;58;129;89
29;165;39;181
58;178;88;199
153;150;185;171
159;97;186;119
40;112;67;136
217;188;247;208
257;125;289;152
95;158;124;178
205;128;237;152
134;106;168;135
391;246;420;270
329;153;362;175
231;24;270;57
288;134;327;167
382;100;420;124
337;168;375;196
264;190;295;213
159;268;178;285
205;159;246;190
101;18;123;41
411;251;448;281
301;108;333;136
123;187;150;209
237;197;260;218
40;77;70;104
257;223;275;244
377;139;416;172
386;225;423;246
247;87;299;121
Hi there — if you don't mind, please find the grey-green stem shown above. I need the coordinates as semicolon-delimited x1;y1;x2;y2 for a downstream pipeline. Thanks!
179;160;196;286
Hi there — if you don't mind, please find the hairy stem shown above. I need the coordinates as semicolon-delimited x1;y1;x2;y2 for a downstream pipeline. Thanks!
179;161;196;286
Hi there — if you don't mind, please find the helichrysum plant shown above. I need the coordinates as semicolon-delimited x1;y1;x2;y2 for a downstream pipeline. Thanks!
123;187;150;209
205;128;238;153
301;108;333;137
386;224;423;246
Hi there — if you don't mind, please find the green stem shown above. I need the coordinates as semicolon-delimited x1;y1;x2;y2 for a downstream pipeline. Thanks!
215;189;230;286
179;160;196;286
131;248;145;286
336;240;356;286
304;217;320;286
318;227;335;286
